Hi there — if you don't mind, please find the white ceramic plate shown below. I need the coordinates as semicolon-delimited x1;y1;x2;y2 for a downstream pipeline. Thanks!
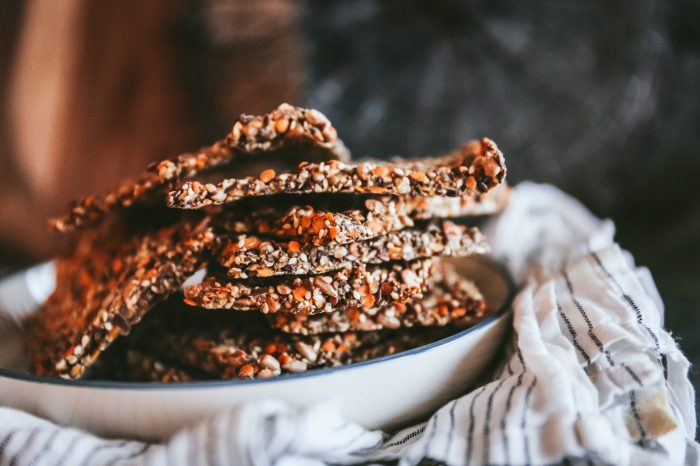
0;256;513;440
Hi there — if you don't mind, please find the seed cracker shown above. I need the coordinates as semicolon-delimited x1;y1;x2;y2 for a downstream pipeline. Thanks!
183;259;434;314
25;218;215;379
214;185;509;248
217;222;489;278
270;265;490;334
167;138;506;209
215;196;416;246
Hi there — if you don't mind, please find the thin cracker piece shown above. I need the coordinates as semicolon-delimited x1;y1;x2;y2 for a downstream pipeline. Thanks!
50;104;349;232
270;264;490;334
216;196;416;246
25;218;215;379
216;186;510;247
183;259;434;314
217;221;489;278
122;310;454;381
24;223;128;376
167;138;506;209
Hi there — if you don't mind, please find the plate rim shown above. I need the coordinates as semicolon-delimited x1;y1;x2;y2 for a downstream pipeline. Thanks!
0;258;515;390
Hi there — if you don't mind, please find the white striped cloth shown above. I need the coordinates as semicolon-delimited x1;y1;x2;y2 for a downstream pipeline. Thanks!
0;182;697;466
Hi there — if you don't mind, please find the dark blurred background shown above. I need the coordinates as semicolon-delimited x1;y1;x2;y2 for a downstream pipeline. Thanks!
1;0;698;416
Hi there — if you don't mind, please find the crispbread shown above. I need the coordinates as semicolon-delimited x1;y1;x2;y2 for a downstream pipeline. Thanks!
167;138;506;209
270;264;490;334
25;217;215;379
217;222;488;278
215;186;508;247
183;259;434;314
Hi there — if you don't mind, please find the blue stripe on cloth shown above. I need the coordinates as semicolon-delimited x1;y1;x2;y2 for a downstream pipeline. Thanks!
521;376;538;466
589;252;660;351
516;346;528;372
9;427;40;466
25;428;60;466
104;443;150;466
383;425;426;450
506;359;514;376
622;363;644;387
465;386;487;465
482;378;508;465
443;400;458;459
0;430;18;459
79;440;128;466
562;271;615;367
422;410;440;460
563;265;653;447
556;297;593;366
629;391;648;440
54;431;83;466
500;371;526;466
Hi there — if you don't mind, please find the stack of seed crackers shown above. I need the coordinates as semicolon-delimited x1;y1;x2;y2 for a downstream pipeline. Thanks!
25;104;508;381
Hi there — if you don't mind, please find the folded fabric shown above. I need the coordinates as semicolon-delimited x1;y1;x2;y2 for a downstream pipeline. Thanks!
0;182;697;466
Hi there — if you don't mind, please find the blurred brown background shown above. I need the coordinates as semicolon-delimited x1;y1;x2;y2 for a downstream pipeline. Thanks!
0;0;303;259
1;0;699;424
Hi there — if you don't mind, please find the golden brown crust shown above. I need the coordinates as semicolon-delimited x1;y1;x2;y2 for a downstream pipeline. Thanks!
216;196;416;247
215;185;510;248
216;222;489;278
270;263;490;334
167;138;506;209
183;259;434;314
25;218;215;379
